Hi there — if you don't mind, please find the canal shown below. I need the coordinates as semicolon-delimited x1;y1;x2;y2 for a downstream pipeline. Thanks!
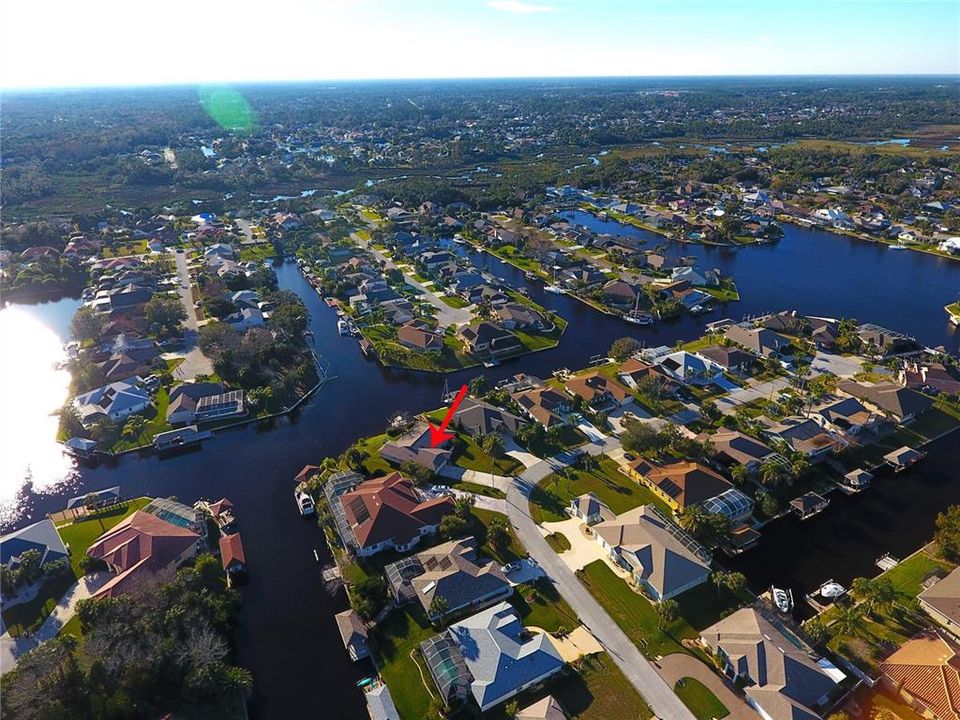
1;220;959;718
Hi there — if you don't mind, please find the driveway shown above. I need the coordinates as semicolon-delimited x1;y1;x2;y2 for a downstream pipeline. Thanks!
541;517;610;572
656;653;759;720
714;376;791;415
502;437;542;469
810;351;863;379
506;455;696;720
172;251;213;381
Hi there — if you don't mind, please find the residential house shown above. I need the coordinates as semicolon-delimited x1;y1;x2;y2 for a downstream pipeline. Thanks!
225;308;265;331
379;421;453;472
761;417;841;460
703;429;775;471
602;279;643;308
593;505;712;601
516;696;567;720
334;609;370;662
569;493;615;525
195;390;245;422
512;387;573;428
724;325;792;358
564;372;632;409
857;324;919;356
810;397;877;437
0;519;68;569
701;608;842;720
74;379;151;427
457;322;523;357
397;322;444;351
836;380;934;424
166;382;226;425
466;285;510;306
87;511;201;598
337;472;454;557
453;397;527;437
625;457;733;513
654;350;725;386
880;632;960;720
495;303;543;331
899;362;960;396
918;567;960;639
384;536;512;619
697;345;754;375
420;602;564;712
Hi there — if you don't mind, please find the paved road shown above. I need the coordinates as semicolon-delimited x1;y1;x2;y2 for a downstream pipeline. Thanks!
172;251;213;380
505;439;696;720
352;232;474;328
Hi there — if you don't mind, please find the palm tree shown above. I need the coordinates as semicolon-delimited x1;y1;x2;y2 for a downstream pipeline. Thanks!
730;464;751;485
760;459;787;488
481;431;503;458
678;506;708;538
712;571;746;600
850;577;878;614
121;415;147;440
832;603;864;637
656;598;679;630
428;595;449;621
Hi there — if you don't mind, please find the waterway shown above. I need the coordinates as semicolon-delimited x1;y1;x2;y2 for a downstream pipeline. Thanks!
1;220;958;718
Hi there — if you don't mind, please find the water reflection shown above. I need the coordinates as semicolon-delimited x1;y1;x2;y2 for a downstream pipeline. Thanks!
0;303;79;524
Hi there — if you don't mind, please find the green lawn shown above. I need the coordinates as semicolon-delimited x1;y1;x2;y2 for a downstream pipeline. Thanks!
675;677;730;720
577;560;698;658
530;455;670;523
524;425;588;458
514;327;564;352
472;508;524;565
673;581;752;632
2;497;152;637
346;432;395;477
880;549;954;600
109;389;172;451
908;405;960;440
439;294;470;309
59;613;83;638
452;433;523;476
369;607;436;720
510;578;579;634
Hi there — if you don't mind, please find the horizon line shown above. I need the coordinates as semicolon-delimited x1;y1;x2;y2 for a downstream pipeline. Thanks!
3;72;959;94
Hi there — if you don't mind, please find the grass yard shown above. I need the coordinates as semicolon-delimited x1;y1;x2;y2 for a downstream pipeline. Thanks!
510;578;579;634
346;432;394;477
439;294;470;309
908;403;960;440
673;581;752;632
368;607;436;720
524;425;588;458
530;455;669;523
514;327;564;352
452;433;523;476
472;508;525;565
577;560;697;658
675;677;730;720
1;569;75;637
109;388;172;452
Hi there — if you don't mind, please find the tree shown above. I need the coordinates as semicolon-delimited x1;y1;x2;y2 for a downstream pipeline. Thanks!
759;458;788;488
655;598;679;630
121;415;148;440
428;595;448;620
609;337;641;361
144;296;187;337
269;302;308;340
504;699;520;719
70;306;105;343
440;514;468;540
851;577;897;616
832;602;864;637
804;618;829;646
711;570;747;599
480;431;503;458
454;494;476;519
487;516;511;550
730;464;751;485
936;505;960;561
621;423;670;457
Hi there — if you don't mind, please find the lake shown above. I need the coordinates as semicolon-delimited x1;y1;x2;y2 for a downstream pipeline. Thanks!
1;220;958;718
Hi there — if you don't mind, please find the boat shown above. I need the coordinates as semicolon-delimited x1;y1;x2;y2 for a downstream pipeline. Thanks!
543;285;565;294
524;271;537;281
517;287;530;297
819;580;846;599
771;586;793;614
337;319;351;336
295;487;316;516
623;313;654;326
889;244;908;250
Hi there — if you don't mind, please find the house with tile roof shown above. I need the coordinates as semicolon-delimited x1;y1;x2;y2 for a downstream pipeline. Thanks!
87;511;201;598
880;632;960;720
724;325;793;358
701;608;843;720
625;457;733;513
337;472;454;557
0;519;68;569
420;601;564;712
379;421;453;472
592;504;711;601
702;429;776;471
564;372;632;409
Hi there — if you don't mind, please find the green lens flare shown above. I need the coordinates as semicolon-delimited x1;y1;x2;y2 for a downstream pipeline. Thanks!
198;87;256;133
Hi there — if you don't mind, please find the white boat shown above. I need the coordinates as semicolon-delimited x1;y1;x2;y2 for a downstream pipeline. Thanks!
295;488;315;516
771;586;793;614
544;285;565;295
889;244;908;250
623;313;654;326
819;581;846;599
337;319;351;336
524;271;537;281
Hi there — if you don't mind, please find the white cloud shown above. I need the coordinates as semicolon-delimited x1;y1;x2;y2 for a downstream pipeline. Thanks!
486;0;556;14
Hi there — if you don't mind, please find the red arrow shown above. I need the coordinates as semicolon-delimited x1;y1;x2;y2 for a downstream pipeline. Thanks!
428;384;468;447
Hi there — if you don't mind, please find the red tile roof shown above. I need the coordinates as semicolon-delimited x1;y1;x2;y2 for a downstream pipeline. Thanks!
87;511;199;598
219;533;246;571
340;472;454;550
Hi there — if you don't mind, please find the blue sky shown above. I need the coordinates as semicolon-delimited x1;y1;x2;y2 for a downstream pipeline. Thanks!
1;0;957;88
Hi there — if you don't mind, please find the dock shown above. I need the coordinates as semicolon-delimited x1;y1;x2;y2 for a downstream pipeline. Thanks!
884;446;925;472
876;553;900;572
153;425;212;451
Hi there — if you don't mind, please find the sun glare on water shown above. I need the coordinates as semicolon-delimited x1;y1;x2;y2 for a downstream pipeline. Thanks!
0;306;76;523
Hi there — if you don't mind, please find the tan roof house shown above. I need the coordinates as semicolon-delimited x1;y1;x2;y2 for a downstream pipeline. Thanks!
919;568;960;639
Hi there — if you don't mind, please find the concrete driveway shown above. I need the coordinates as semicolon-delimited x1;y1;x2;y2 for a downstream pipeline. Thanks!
714;376;791;415
541;517;610;572
810;351;863;378
656;653;759;720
